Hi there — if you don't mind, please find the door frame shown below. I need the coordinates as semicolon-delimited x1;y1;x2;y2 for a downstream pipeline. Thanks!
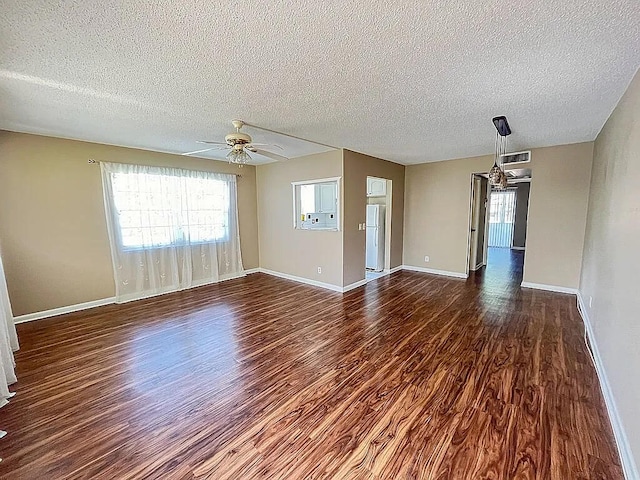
364;176;393;278
465;173;491;276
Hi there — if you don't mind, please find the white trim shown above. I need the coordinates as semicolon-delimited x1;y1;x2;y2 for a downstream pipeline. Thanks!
520;282;577;294
511;246;526;251
13;268;258;324
343;279;368;292
217;271;250;282
470;262;485;271
402;265;468;279
465;173;476;277
290;176;342;186
507;178;531;184
577;292;639;480
291;177;341;231
12;267;385;325
14;297;116;324
258;268;343;293
386;265;403;274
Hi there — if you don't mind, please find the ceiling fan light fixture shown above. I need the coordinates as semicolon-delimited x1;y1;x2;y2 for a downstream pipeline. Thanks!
183;119;292;164
225;131;252;146
227;149;251;166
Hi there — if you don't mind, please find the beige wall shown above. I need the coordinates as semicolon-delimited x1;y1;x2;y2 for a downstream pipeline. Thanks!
256;150;344;287
403;142;593;288
523;142;593;288
579;70;640;472
343;150;405;286
512;182;530;248
0;131;259;316
404;155;481;274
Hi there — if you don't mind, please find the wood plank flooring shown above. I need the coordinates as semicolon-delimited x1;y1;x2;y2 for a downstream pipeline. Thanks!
0;250;623;479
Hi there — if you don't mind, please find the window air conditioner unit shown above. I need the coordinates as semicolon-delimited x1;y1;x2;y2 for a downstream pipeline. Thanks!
501;150;531;165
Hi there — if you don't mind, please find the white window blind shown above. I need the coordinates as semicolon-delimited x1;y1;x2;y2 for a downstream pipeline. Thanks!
488;190;516;248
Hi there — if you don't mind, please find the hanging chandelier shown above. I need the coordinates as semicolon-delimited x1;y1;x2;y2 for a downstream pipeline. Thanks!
489;116;511;189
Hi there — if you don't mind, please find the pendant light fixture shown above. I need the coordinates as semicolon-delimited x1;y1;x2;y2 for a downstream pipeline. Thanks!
489;116;511;189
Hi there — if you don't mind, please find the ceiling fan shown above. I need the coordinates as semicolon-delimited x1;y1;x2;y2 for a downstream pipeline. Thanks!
182;120;290;165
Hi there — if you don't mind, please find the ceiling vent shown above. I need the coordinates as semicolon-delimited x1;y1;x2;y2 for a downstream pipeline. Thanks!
501;150;531;165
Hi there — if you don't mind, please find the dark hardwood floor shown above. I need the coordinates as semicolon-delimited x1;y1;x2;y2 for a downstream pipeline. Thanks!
0;253;623;479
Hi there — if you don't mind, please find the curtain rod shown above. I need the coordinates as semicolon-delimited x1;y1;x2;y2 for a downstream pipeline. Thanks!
87;159;242;177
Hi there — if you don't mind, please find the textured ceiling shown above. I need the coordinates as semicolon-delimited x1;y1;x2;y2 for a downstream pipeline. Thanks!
1;1;639;165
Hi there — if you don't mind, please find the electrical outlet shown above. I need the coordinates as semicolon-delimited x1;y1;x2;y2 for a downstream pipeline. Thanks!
424;256;430;262
589;296;593;308
317;266;322;274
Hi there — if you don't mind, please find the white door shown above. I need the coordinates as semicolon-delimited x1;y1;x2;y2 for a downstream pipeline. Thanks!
469;178;480;270
366;226;379;269
318;184;336;212
367;177;386;196
366;204;379;227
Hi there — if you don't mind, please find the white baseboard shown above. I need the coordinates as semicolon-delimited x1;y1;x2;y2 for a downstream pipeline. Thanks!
343;279;368;292
520;282;578;294
401;265;468;279
13;268;260;324
258;268;343;293
386;265;403;274
576;292;638;479
13;268;373;324
14;297;116;324
511;246;526;251
470;262;485;271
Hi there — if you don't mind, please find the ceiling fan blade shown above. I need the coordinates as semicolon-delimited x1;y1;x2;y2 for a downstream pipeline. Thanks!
182;147;219;156
253;149;290;162
196;140;228;145
249;143;284;150
244;122;337;149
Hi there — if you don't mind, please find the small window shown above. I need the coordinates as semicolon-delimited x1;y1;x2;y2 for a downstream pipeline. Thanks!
292;177;340;230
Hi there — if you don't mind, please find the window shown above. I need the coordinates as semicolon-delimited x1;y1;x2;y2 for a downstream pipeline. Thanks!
109;170;231;249
292;177;340;230
488;190;517;248
489;190;516;224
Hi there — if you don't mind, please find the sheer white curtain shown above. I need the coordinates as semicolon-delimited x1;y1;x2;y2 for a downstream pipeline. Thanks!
100;162;244;303
0;252;18;412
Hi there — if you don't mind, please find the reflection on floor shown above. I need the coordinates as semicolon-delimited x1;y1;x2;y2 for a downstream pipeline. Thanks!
365;270;386;282
1;252;623;478
469;247;524;292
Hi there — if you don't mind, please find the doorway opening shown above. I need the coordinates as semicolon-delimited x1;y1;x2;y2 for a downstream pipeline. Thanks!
467;169;531;286
365;176;392;283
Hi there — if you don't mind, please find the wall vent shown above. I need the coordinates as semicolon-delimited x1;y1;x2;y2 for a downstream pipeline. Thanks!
501;150;531;165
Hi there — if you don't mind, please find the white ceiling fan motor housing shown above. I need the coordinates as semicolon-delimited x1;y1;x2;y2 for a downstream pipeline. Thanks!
225;131;252;147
